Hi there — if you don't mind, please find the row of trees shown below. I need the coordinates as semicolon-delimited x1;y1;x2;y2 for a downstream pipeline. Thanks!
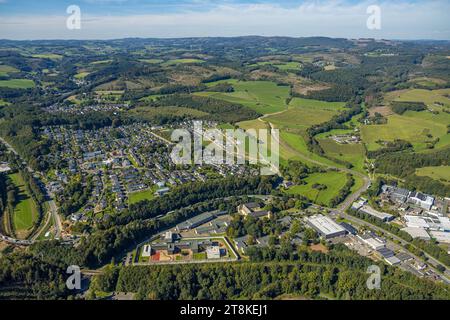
94;244;450;300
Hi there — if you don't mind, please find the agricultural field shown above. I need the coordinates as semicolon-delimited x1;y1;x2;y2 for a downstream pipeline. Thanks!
266;97;345;131
285;171;349;207
361;111;450;152
139;59;164;64
31;53;63;60
415;166;450;184
384;88;450;108
8;173;39;236
0;79;35;89
196;80;290;114
0;99;9;106
318;138;366;173
74;72;90;79
162;58;204;66
0;64;19;76
409;77;447;89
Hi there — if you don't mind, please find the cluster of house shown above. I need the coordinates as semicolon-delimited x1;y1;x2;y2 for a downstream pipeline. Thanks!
44;101;130;115
141;232;225;260
330;134;361;145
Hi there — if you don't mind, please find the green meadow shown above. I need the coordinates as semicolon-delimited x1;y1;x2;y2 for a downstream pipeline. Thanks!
128;188;156;205
285;171;349;207
415;166;450;184
361;111;450;152
9;173;39;232
162;58;204;66
0;79;35;89
196;80;291;114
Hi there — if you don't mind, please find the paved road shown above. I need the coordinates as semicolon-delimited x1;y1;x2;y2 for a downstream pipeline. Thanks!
341;212;450;283
0;136;63;243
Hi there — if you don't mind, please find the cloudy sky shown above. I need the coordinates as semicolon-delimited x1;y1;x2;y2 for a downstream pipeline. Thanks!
0;0;449;40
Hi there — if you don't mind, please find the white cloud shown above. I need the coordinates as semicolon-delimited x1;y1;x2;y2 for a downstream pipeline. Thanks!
0;0;449;40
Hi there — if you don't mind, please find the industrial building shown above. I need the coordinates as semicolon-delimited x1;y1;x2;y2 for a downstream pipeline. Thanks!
306;215;347;239
359;205;394;222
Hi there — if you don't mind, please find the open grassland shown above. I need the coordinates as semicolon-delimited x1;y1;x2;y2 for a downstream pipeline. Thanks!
0;65;19;76
279;131;341;168
361;111;450;152
162;59;204;66
285;171;348;206
0;99;9;106
74;72;90;79
0;79;35;89
8;173;38;234
90;59;113;65
415;166;450;184
318;138;366;173
139;59;164;64
385;89;450;108
32;54;63;60
265;98;345;131
196;80;290;115
409;77;447;89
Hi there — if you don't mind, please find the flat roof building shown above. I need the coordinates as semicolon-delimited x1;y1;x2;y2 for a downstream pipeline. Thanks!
359;205;394;222
306;215;347;239
401;227;431;240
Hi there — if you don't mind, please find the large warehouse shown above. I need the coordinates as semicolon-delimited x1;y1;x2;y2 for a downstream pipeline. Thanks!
306;215;348;239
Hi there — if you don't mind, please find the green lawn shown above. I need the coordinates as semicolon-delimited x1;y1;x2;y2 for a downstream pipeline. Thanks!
128;188;156;205
285;171;349;207
415;166;450;184
8;173;39;232
0;79;35;89
196;80;291;114
0;65;19;76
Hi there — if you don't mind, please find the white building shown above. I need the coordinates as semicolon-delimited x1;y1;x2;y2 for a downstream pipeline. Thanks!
401;227;431;240
206;246;221;259
409;192;434;210
306;215;347;239
141;244;152;257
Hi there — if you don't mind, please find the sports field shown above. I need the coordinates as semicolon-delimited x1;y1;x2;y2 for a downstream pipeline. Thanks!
0;79;35;89
8;173;39;232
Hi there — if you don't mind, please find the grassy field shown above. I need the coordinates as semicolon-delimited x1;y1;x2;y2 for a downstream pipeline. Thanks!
361;111;450;152
318;138;366;173
266;98;344;131
162;58;204;66
139;59;164;64
285;171;349;206
0;99;9;106
128;188;156;205
8;173;39;233
0;79;35;89
415;166;450;184
385;88;450;108
74;72;90;79
0;65;19;76
196;80;290;114
32;54;63;60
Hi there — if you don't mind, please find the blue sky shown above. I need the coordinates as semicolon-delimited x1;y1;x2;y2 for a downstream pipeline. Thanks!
0;0;449;40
